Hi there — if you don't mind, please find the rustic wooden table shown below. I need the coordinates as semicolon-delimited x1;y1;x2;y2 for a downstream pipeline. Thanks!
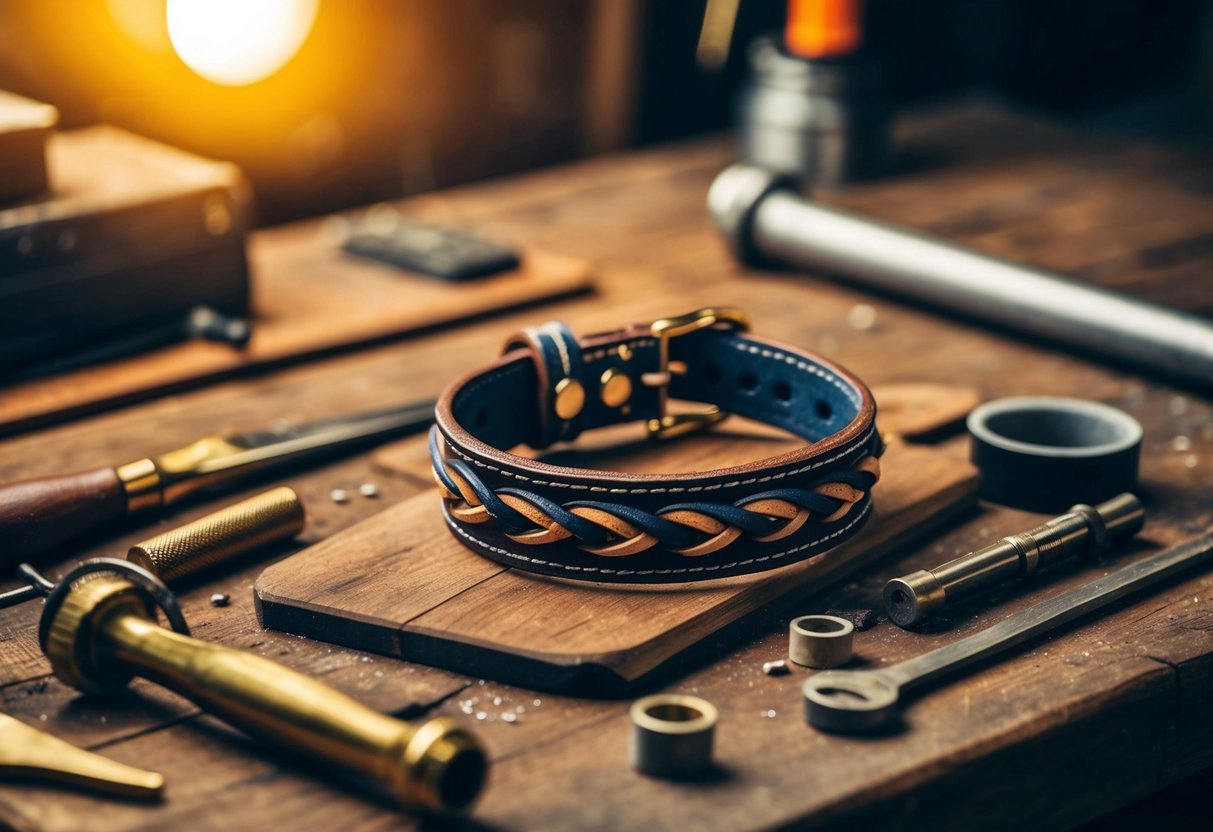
3;101;1213;831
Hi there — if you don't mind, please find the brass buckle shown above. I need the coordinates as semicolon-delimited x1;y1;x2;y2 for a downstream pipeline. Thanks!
644;307;751;440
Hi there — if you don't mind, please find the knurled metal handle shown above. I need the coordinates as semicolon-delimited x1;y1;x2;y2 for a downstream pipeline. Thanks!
126;487;304;582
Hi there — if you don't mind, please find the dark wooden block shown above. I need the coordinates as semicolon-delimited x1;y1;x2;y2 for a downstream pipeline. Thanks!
0;126;250;371
0;90;57;202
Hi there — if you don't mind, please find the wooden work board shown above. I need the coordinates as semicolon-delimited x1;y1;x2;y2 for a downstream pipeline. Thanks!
255;388;981;695
0;214;592;436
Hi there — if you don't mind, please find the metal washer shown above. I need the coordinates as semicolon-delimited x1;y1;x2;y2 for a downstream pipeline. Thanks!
789;614;854;668
37;558;189;654
629;694;718;779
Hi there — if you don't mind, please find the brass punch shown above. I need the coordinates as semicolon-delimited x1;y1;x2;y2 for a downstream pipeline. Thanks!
30;559;487;816
0;488;303;801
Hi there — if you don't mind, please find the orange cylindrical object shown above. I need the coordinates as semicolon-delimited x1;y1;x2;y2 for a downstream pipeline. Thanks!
785;0;863;59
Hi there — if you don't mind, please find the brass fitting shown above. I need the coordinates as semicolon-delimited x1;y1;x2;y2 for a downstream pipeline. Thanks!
41;576;486;816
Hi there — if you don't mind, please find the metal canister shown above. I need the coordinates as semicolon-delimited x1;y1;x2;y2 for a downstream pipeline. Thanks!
738;36;891;186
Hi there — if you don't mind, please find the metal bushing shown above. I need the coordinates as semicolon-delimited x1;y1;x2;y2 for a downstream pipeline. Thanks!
968;397;1142;513
789;614;854;668
629;694;717;779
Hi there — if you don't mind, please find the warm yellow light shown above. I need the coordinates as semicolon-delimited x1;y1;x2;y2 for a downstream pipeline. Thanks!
166;0;318;86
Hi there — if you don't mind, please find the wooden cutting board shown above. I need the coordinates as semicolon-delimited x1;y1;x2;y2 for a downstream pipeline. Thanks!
0;222;592;436
255;387;981;695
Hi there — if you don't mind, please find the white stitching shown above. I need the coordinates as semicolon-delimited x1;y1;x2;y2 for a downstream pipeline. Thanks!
731;342;862;409
444;499;871;576
581;337;657;362
442;425;875;494
542;323;573;377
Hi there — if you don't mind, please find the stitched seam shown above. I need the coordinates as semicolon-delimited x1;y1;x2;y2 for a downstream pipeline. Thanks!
444;499;871;576
731;342;862;409
582;337;657;362
542;323;572;377
444;425;874;493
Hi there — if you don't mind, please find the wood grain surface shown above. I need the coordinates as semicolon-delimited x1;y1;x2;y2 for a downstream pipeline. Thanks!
256;421;979;694
2;101;1213;831
0;236;592;437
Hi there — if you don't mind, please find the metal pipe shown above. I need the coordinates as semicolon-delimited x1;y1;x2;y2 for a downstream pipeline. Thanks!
883;493;1145;627
708;164;1213;390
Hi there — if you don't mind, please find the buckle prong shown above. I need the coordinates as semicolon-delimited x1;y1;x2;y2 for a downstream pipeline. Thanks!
645;307;751;440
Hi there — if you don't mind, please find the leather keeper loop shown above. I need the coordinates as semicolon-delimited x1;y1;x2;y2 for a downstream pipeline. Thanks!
502;321;585;448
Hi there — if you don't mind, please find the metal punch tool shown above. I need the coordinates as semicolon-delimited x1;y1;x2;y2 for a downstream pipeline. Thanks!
0;488;487;816
0;488;304;800
885;493;1145;627
805;530;1213;733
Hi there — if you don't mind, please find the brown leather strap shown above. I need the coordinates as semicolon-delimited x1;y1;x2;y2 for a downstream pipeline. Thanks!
432;309;883;583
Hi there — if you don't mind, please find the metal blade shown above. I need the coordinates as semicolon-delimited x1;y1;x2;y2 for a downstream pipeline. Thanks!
150;398;437;503
225;400;436;451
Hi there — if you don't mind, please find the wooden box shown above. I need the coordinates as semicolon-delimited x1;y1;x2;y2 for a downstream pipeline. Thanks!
0;126;250;373
0;90;57;202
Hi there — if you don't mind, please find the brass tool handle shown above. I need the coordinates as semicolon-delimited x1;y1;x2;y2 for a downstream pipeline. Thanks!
126;486;304;582
0;467;127;568
97;609;484;815
0;712;163;800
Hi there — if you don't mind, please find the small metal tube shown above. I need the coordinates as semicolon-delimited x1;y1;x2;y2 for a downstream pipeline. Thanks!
884;493;1145;627
126;487;304;582
629;694;717;779
788;614;855;668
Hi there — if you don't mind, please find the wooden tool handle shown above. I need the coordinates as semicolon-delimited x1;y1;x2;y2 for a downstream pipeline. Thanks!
0;467;127;568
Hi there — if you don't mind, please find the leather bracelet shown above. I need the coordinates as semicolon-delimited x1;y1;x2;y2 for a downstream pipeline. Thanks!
431;308;884;583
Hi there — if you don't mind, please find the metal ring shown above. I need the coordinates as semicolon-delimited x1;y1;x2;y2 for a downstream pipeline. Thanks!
789;614;854;668
0;564;58;610
38;558;190;652
968;397;1142;513
629;694;718;778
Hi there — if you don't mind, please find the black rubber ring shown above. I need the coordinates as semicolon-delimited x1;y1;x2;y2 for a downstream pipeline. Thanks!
967;397;1142;513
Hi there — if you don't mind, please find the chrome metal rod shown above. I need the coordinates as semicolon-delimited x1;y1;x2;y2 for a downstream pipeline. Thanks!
709;164;1213;390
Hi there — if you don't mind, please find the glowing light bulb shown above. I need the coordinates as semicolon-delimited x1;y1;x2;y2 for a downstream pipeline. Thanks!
166;0;318;86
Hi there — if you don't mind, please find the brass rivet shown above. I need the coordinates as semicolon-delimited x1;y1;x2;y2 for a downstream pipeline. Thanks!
617;344;633;361
554;378;585;420
600;367;632;408
203;196;232;236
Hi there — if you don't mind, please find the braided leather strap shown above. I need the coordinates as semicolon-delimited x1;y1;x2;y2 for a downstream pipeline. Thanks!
433;309;884;583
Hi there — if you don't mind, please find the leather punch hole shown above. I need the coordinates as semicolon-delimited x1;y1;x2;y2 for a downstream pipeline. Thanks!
502;321;585;448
